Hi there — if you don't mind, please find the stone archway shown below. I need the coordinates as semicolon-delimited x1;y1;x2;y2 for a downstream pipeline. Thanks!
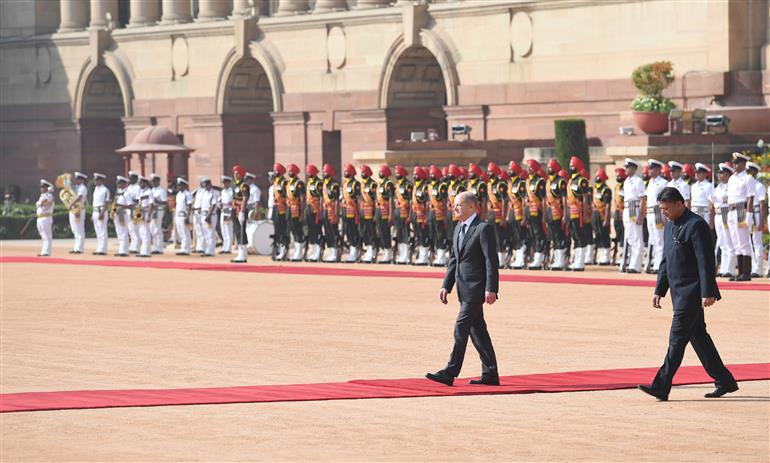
79;65;127;177
384;45;449;142
221;57;276;189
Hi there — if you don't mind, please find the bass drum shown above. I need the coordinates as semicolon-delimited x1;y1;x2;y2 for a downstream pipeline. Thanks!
253;220;275;256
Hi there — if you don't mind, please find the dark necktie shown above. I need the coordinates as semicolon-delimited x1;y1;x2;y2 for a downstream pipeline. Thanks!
458;223;467;248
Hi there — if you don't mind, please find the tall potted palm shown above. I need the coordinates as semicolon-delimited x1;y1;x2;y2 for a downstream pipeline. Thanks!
631;61;676;135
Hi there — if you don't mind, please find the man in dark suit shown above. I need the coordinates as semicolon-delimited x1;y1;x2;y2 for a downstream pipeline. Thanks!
638;187;739;401
427;191;500;386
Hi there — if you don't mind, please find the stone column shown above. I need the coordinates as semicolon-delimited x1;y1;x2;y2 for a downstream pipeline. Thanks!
231;0;256;17
161;0;192;24
89;0;118;29
128;0;161;27
59;0;90;32
197;0;228;21
356;0;391;7
273;0;309;16
313;0;347;13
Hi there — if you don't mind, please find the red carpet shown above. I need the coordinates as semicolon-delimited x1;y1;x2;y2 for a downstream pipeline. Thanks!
2;256;768;291
2;363;768;413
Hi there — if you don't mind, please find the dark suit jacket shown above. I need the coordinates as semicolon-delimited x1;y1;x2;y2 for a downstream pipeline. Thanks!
654;209;721;312
442;215;499;304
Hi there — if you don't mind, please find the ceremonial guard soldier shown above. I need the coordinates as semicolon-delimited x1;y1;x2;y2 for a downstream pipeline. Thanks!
231;166;251;263
506;161;528;269
173;178;193;256
136;176;154;258
645;159;669;273
579;168;596;265
358;165;378;263
486;162;508;268
191;178;206;254
340;163;362;263
446;164;466;247
322;164;342;262
36;179;54;256
545;159;568;270
199;178;219;257
691;163;715;226
271;163;289;260
244;172;261;253
67;171;88;254
592;168;612;265
112;176;131;257
612;167;626;265
622;159;647;273
412;166;431;265
126;171;141;253
91;173;110;255
668;161;692;208
286;163;306;261
375;164;396;263
712;163;736;277
394;165;413;264
565;157;591;271
428;165;450;265
746;161;766;277
304;164;324;262
524;160;547;269
219;175;234;254
150;174;168;255
467;163;488;218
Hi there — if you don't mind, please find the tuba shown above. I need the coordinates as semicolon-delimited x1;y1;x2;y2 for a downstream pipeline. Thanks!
55;173;82;218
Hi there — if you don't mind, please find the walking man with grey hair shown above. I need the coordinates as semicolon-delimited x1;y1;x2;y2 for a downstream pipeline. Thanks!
427;191;500;386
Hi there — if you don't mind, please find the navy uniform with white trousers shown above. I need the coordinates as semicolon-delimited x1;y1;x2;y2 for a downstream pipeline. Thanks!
650;209;737;398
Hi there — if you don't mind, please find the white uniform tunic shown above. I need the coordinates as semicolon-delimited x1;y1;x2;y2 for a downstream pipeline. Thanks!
151;185;168;253
668;177;691;202
711;183;736;276
137;187;154;256
622;175;646;272
220;186;234;253
126;183;142;252
69;183;88;252
690;179;714;223
174;189;193;254
92;184;111;253
36;190;54;255
200;188;219;256
751;178;766;275
246;183;262;250
192;188;205;252
645;175;669;271
726;170;755;256
113;187;132;255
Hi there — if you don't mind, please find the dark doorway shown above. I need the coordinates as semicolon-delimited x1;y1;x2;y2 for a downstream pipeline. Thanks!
322;131;341;176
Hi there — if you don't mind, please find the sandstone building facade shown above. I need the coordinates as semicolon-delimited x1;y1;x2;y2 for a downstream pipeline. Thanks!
1;0;768;197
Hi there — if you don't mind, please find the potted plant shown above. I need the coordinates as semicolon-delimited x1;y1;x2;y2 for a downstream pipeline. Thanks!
631;61;676;135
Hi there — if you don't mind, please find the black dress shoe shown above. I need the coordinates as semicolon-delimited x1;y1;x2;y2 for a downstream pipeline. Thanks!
704;384;738;398
637;384;668;401
114;253;128;257
425;370;454;386
176;252;190;256
469;376;500;386
627;269;639;274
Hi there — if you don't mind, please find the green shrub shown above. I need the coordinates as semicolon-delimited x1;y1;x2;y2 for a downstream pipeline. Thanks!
554;119;589;171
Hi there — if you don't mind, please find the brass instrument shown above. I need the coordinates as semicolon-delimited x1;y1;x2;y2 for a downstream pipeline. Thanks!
55;173;82;218
109;194;118;220
132;195;144;224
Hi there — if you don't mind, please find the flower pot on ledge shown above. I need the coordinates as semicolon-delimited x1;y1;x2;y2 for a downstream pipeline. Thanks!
633;111;669;135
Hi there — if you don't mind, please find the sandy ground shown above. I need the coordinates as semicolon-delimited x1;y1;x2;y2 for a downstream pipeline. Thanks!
1;239;769;462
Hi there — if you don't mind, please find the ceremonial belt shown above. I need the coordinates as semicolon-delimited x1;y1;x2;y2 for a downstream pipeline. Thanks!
693;206;709;218
37;212;52;218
